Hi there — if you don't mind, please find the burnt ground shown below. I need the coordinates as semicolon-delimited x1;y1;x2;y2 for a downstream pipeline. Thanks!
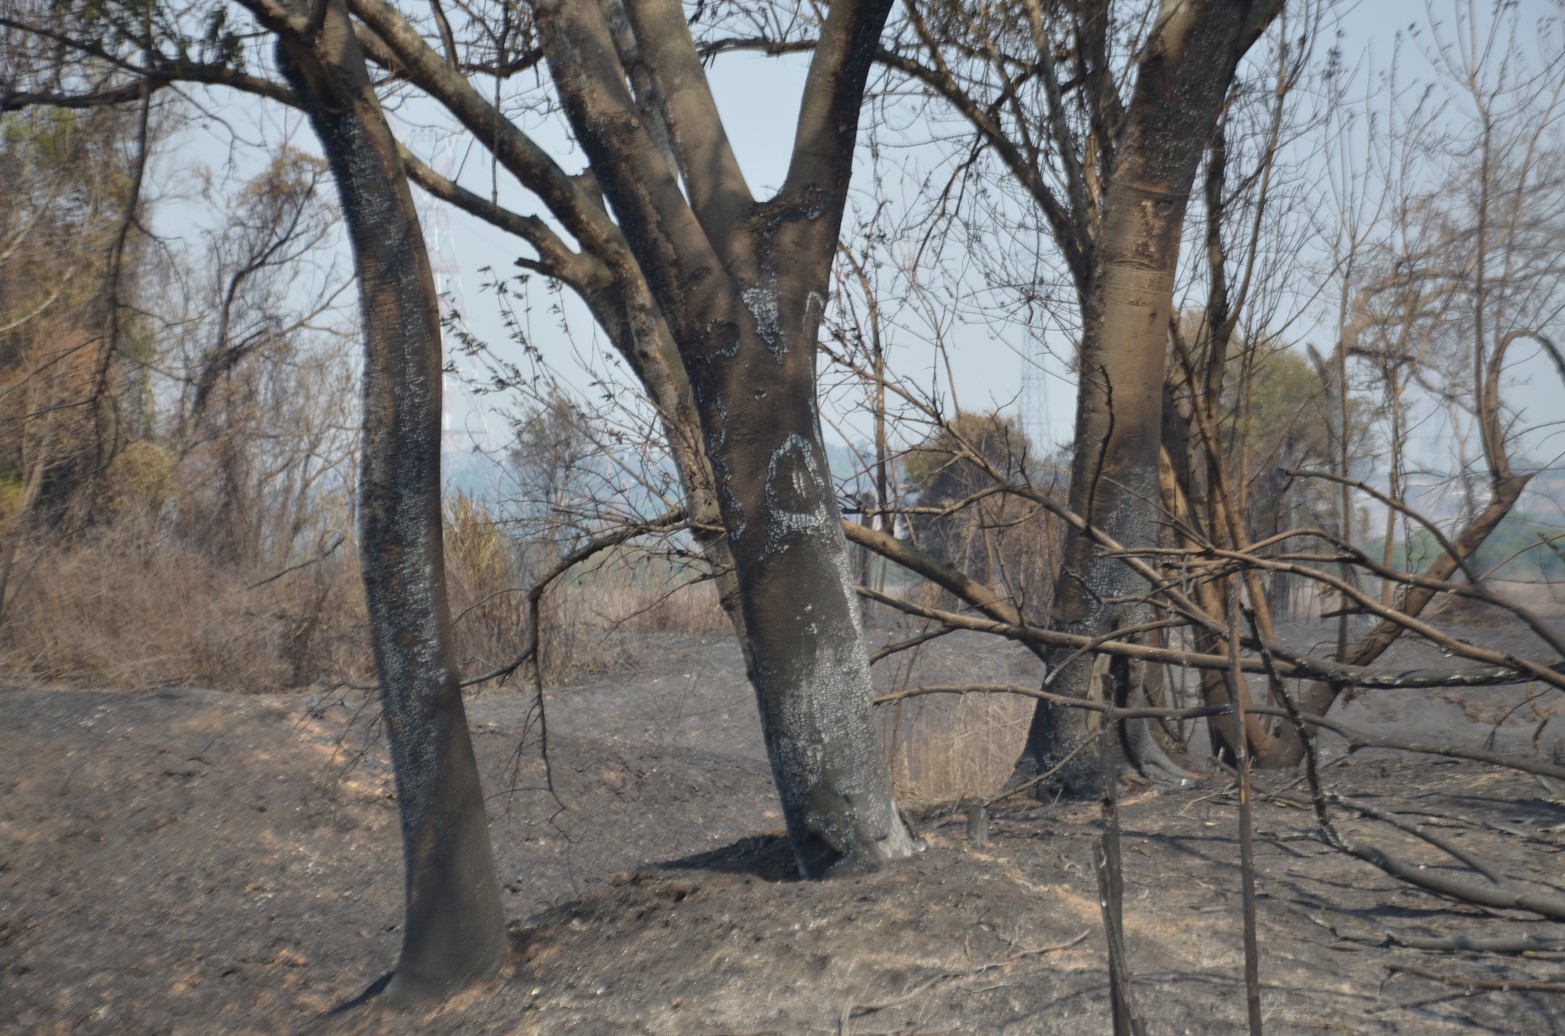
5;618;1565;1035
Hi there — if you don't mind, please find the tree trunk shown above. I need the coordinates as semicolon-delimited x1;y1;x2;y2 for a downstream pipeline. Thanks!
538;0;912;876
1012;0;1283;796
271;1;504;1000
602;245;909;880
686;264;915;877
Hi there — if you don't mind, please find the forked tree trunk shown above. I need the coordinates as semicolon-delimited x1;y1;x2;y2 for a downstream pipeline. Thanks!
1012;0;1283;796
539;0;913;876
337;0;904;876
269;0;504;1000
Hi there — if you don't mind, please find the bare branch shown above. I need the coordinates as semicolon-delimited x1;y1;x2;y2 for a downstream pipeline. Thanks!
620;0;753;252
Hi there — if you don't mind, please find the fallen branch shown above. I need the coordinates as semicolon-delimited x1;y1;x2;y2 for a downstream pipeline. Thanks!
856;586;1548;690
837;930;1091;1029
1257;781;1565;920
1324;792;1513;887
1337;834;1565;920
1245;615;1565;925
872;682;1565;784
1244;705;1565;782
1388;962;1565;994
1323;921;1565;954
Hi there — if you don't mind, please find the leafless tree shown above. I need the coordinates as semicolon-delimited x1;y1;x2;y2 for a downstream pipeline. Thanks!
3;1;929;1000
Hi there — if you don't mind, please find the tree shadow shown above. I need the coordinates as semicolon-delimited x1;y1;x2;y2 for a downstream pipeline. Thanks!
657;832;798;881
301;971;393;1030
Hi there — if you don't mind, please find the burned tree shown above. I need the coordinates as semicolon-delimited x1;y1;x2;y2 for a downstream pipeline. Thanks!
5;0;916;894
535;0;914;876
1003;0;1286;793
246;0;505;1001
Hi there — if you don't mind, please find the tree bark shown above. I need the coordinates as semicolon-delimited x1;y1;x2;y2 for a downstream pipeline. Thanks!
267;0;504;1000
1013;0;1284;796
347;0;759;678
539;0;912;876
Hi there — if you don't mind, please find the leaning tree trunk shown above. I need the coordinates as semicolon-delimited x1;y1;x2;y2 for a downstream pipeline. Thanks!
270;1;504;1001
1012;0;1284;796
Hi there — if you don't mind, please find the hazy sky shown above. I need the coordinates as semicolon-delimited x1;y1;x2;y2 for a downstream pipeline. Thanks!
164;2;1565;478
408;1;1563;476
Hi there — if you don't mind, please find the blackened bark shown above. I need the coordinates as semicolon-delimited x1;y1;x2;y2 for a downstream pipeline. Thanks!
687;268;913;877
1013;0;1283;796
538;0;912;876
270;1;504;1000
346;0;757;657
345;0;905;873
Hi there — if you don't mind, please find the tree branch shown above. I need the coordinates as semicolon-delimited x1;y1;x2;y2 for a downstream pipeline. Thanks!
347;0;627;264
620;0;753;254
536;0;726;341
782;0;894;210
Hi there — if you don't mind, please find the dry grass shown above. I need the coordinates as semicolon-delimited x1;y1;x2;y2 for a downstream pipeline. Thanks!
449;576;730;685
879;691;1032;804
2;516;732;695
0;526;371;692
3;493;1021;809
444;496;730;685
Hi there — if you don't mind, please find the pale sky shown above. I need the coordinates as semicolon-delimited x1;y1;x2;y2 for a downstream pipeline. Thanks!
162;1;1565;479
420;1;1565;475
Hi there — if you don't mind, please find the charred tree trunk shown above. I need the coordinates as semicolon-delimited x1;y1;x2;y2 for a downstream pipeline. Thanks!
685;244;914;877
539;0;912;876
268;0;504;1000
1012;0;1283;796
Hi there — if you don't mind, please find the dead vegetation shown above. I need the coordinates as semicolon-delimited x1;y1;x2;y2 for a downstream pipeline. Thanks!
0;503;732;695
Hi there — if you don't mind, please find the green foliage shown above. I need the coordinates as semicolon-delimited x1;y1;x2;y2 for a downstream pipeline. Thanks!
0;472;28;524
3;108;82;165
1219;343;1372;473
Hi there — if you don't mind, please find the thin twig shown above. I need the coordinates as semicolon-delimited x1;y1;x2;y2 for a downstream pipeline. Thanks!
1227;593;1263;1034
874;680;1232;721
987;740;1092;806
836;931;1090;1029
